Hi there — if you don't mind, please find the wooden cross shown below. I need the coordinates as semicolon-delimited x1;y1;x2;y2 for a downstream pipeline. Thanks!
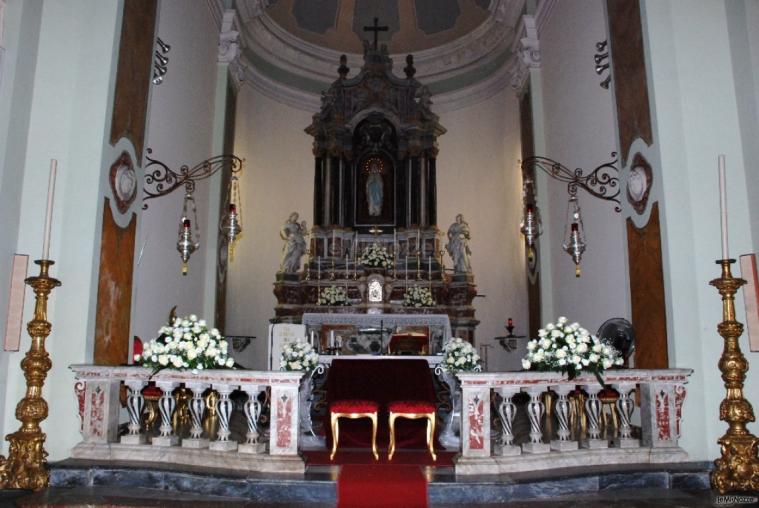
363;17;388;50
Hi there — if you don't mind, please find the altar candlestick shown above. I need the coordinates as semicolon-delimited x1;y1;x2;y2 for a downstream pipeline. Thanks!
354;231;359;258
428;256;432;280
405;255;409;289
417;229;421;255
393;229;397;255
317;257;321;280
42;159;57;260
718;154;729;260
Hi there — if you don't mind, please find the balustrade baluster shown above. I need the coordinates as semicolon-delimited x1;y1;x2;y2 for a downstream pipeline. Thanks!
550;384;579;451
240;385;266;454
582;385;608;449
497;387;520;456
209;383;238;451
612;383;640;448
121;380;147;445
183;382;210;448
153;381;179;446
522;386;550;453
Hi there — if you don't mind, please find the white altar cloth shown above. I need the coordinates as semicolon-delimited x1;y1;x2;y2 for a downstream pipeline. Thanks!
301;313;452;339
317;354;442;365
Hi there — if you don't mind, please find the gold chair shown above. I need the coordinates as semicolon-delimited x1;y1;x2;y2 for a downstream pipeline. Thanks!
329;399;379;460
387;401;436;461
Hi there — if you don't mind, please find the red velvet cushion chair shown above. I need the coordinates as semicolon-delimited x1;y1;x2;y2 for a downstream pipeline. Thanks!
330;399;379;460
387;400;436;461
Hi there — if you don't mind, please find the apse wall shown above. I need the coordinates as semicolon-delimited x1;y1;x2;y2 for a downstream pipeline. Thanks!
535;0;630;332
132;2;220;346
226;85;526;371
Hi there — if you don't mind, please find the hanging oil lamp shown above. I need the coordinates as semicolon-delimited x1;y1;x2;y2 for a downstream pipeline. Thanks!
177;191;200;275
562;194;586;277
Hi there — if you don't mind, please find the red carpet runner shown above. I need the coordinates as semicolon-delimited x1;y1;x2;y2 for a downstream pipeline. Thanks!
337;464;428;508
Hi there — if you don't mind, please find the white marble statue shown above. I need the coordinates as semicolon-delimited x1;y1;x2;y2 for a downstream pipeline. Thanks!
446;213;472;273
366;170;383;216
279;212;307;273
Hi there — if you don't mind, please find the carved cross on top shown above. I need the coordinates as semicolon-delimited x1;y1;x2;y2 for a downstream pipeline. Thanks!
363;17;388;50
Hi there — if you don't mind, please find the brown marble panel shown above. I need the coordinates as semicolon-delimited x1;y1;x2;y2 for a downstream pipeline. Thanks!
626;203;668;368
607;0;652;162
109;0;157;160
94;198;137;365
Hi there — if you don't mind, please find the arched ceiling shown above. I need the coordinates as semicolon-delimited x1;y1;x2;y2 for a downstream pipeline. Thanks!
265;0;492;54
233;0;527;111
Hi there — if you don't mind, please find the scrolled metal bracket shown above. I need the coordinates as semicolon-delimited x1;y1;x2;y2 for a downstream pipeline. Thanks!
142;148;244;209
521;153;621;212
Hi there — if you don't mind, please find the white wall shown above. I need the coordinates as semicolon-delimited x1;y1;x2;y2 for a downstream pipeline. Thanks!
535;0;629;330
226;83;526;371
642;0;759;462
436;88;527;371
225;87;315;369
133;1;221;343
1;0;121;460
0;0;42;441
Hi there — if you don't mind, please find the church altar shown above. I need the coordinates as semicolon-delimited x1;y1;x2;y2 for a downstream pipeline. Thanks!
302;312;451;356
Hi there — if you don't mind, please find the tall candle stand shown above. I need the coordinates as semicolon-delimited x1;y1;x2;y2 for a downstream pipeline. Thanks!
709;259;759;494
0;260;61;490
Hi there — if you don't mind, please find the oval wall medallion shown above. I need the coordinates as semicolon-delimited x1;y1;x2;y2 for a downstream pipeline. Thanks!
626;153;653;215
109;151;137;214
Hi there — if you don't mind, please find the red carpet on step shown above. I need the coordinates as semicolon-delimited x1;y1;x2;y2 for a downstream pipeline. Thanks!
338;464;428;508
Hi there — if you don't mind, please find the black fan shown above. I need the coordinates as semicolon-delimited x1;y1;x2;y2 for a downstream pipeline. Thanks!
596;318;636;364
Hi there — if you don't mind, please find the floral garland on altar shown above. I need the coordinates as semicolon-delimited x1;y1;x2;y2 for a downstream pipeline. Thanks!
317;285;350;306
134;314;234;374
441;338;481;372
522;316;622;385
280;341;319;373
358;242;393;268
403;286;435;307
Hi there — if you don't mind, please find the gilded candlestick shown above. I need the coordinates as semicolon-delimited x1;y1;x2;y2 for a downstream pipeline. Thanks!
709;259;759;494
0;260;61;490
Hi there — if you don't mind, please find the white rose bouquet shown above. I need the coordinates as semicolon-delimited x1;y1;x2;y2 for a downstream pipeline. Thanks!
135;314;234;374
358;242;394;268
521;316;623;385
441;337;482;373
403;286;435;307
317;285;350;306
280;341;319;373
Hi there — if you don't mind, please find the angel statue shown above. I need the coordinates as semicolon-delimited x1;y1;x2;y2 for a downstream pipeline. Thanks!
279;212;307;273
446;213;472;273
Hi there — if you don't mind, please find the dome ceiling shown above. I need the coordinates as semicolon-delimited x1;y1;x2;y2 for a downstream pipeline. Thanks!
234;0;526;111
265;0;492;54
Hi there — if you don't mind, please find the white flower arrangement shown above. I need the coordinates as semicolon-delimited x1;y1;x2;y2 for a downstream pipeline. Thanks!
441;338;482;373
358;242;394;268
135;314;234;374
403;286;435;307
317;285;350;306
521;316;623;384
280;341;319;373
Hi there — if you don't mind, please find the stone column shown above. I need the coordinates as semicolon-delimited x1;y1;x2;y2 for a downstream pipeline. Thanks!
581;384;608;449
209;383;238;452
182;381;210;449
239;384;266;454
522;385;550;454
121;379;147;445
496;386;520;456
153;380;179;446
612;382;640;448
550;384;579;451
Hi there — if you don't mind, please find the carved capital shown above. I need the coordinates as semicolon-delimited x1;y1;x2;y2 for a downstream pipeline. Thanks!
218;9;241;63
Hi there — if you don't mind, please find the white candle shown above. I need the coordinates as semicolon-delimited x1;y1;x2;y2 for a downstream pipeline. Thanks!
42;159;57;260
317;257;321;280
393;229;397;255
310;330;315;348
330;330;335;349
718;154;729;260
428;256;432;280
332;229;336;256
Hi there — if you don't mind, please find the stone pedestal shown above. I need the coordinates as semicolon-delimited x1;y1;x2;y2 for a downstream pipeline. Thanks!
551;439;579;452
120;434;146;445
151;435;179;447
239;442;266;454
495;444;521;456
582;438;609;449
521;442;550;454
613;437;640;449
182;438;209;449
209;440;238;452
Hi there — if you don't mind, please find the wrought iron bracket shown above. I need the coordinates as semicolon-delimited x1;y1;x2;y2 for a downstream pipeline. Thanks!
521;153;621;212
142;148;244;209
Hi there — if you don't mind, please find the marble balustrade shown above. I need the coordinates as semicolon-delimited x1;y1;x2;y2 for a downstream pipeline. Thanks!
455;369;693;474
69;365;305;473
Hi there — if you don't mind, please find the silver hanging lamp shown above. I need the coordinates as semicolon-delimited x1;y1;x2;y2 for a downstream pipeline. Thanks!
562;193;586;277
